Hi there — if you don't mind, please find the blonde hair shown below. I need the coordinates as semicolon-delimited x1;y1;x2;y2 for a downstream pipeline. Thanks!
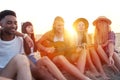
52;16;64;31
94;23;111;44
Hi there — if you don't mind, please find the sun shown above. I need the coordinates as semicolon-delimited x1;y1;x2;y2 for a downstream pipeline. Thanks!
88;25;95;34
65;23;76;36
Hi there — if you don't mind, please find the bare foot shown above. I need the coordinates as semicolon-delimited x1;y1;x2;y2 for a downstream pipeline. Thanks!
85;71;98;80
101;74;110;80
90;71;101;77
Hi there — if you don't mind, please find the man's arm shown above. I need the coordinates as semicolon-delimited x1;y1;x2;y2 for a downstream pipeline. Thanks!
0;27;34;48
15;31;34;48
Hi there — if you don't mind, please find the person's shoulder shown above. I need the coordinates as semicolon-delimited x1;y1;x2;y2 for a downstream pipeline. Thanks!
15;36;23;41
46;30;53;34
42;30;54;36
110;31;115;33
109;31;115;35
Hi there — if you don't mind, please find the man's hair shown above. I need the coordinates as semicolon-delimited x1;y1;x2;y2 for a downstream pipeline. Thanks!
0;10;16;21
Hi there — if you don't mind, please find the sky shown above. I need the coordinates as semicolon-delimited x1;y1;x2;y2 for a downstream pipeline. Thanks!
0;0;120;34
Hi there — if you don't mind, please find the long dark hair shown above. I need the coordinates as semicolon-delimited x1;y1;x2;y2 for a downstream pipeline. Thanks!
21;22;37;55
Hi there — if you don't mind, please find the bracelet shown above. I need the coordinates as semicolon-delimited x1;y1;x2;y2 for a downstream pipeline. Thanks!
23;34;28;39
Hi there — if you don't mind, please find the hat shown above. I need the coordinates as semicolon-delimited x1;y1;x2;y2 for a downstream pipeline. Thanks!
73;18;89;29
93;16;111;26
0;10;16;21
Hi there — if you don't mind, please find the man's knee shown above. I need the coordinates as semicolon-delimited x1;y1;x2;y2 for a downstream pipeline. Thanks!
13;54;30;66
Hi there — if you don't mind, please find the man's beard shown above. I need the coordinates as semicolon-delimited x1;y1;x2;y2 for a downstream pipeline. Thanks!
4;27;17;35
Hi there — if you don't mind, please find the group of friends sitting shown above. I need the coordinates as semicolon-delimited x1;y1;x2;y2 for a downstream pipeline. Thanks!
0;9;120;80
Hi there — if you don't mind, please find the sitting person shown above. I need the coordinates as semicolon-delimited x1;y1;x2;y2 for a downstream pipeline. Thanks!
92;16;120;72
71;18;101;77
21;21;67;80
37;16;91;80
0;10;32;80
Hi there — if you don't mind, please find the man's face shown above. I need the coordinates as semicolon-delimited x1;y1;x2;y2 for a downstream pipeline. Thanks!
0;15;18;35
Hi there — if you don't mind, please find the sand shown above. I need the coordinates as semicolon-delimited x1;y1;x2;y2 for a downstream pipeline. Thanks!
36;33;120;80
62;63;120;80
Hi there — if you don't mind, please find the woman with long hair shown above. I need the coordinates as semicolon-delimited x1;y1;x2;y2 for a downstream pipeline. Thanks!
37;16;91;80
71;18;98;74
93;16;120;72
21;21;67;80
70;18;109;79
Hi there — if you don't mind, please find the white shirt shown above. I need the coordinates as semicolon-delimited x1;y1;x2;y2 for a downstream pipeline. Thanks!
53;35;64;42
0;36;24;68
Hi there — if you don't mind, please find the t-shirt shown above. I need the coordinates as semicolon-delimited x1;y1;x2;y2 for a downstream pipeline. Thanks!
0;36;24;68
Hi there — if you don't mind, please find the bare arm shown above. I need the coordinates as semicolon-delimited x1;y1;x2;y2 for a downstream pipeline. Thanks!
14;31;34;48
36;32;55;54
108;42;115;58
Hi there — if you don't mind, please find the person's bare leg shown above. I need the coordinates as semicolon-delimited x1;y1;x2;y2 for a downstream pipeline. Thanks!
113;52;120;71
97;45;109;64
15;54;32;80
53;55;91;80
0;77;12;80
0;59;17;79
89;47;109;80
36;63;56;80
86;50;100;76
37;56;67;80
0;54;32;80
76;49;87;74
97;45;119;73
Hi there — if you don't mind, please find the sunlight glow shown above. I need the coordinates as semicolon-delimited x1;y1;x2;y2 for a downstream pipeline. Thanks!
0;0;120;34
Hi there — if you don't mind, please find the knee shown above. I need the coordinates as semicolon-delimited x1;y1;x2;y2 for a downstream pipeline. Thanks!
53;55;66;63
37;56;53;66
41;56;51;63
42;56;50;60
14;54;30;66
97;45;103;50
